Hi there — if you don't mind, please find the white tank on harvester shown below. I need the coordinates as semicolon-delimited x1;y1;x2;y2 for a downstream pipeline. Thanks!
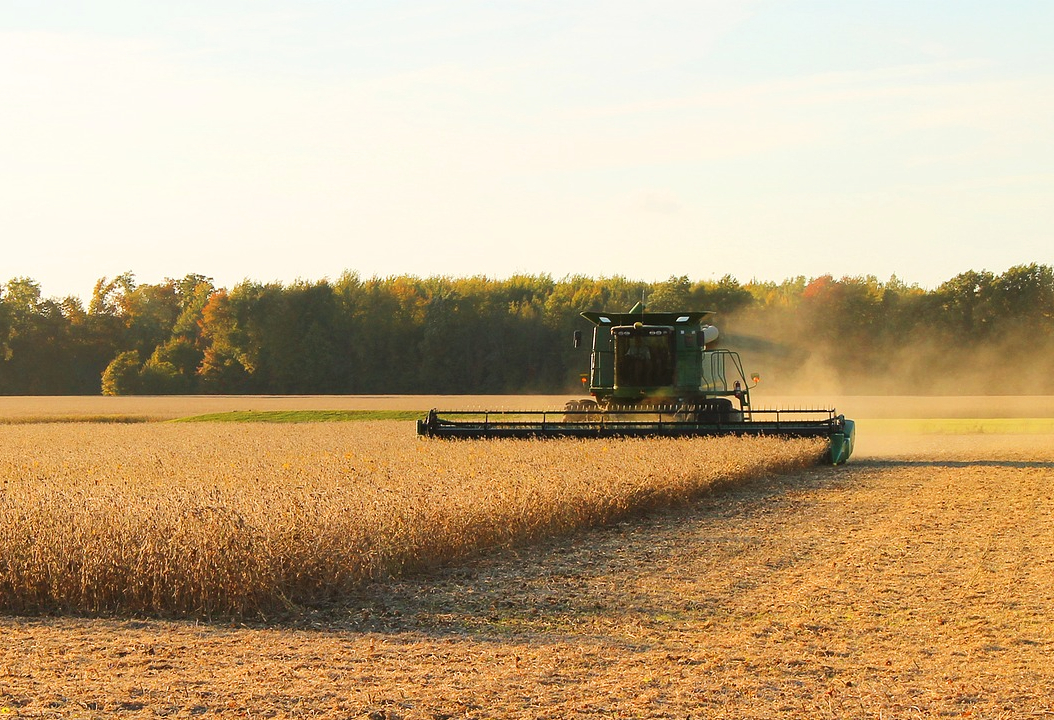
418;303;855;464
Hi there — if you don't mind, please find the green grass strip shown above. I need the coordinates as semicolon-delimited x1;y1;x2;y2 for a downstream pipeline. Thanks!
171;409;425;423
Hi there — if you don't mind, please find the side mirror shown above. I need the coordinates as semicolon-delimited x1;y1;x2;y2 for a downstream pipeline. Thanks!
573;330;583;349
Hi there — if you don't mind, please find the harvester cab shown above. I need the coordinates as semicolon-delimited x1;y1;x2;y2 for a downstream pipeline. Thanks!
578;302;752;422
417;303;855;465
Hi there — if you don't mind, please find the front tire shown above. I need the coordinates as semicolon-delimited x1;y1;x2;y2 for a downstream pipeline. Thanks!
691;399;738;424
562;399;600;422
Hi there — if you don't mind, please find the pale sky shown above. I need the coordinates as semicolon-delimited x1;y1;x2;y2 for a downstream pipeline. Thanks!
3;1;1052;302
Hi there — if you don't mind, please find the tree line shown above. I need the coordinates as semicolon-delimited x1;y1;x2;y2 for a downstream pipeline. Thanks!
1;265;1052;396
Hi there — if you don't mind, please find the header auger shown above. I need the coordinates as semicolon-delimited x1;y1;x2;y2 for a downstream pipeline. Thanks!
417;302;855;464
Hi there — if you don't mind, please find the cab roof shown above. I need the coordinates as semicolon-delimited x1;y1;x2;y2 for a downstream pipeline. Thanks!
580;309;715;327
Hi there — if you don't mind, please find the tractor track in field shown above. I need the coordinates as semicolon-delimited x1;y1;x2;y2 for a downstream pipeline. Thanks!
2;436;1054;718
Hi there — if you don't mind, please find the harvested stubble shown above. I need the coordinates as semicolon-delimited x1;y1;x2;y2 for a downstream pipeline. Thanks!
0;422;825;616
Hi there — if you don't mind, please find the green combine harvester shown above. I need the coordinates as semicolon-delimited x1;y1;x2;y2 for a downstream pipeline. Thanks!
417;303;855;464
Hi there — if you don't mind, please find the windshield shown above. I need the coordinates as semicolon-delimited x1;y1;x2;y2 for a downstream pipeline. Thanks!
613;327;674;388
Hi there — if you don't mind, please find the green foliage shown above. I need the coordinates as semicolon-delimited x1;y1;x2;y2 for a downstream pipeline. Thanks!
101;351;142;396
1;278;97;393
3;266;1054;395
648;276;692;311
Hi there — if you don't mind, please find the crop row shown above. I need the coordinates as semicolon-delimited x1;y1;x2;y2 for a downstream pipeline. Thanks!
0;422;825;616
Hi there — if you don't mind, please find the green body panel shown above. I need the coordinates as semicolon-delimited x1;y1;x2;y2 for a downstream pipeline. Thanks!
826;418;856;465
589;326;614;390
675;328;702;389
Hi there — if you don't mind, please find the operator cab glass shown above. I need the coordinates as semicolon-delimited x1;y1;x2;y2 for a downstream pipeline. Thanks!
613;326;674;388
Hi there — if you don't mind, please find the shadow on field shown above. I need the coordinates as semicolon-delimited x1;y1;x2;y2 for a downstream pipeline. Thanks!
853;459;1054;470
282;466;845;640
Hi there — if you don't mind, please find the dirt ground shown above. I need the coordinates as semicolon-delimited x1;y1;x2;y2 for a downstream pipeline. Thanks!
2;425;1053;717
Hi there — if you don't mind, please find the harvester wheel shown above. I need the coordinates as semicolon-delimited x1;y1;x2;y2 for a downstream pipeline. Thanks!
692;399;739;424
563;399;601;422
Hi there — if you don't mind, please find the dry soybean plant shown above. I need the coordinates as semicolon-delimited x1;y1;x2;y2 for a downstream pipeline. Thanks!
0;422;825;616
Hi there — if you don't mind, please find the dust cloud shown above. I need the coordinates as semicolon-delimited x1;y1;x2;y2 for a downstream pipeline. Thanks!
725;314;1054;397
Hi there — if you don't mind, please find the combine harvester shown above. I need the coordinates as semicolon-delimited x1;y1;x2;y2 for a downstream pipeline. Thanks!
417;303;855;464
